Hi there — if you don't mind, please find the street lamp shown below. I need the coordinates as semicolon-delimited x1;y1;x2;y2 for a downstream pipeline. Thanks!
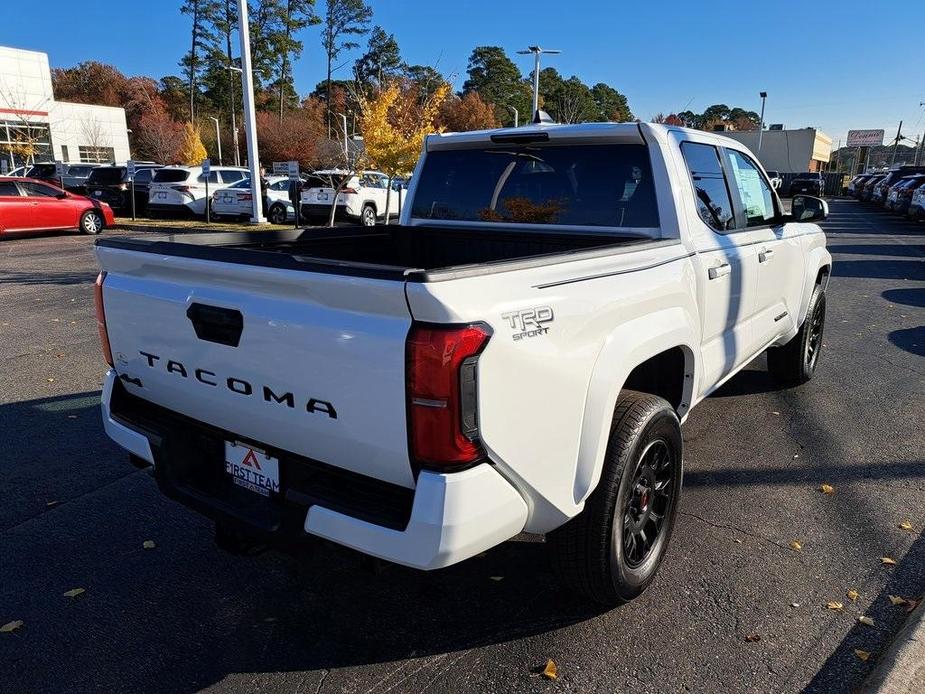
517;46;561;119
757;91;768;152
209;116;222;165
225;65;243;167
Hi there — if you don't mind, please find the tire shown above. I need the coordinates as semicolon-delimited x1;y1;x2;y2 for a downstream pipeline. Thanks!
767;282;826;386
548;390;683;607
269;203;288;225
361;204;377;226
79;209;104;235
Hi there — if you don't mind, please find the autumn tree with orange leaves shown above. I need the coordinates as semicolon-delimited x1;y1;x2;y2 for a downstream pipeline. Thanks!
438;91;499;132
359;79;450;223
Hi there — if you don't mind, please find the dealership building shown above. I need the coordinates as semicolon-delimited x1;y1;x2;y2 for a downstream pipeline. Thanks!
721;127;833;173
0;45;131;168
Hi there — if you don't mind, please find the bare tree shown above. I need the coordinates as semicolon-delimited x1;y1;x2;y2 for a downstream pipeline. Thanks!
308;136;368;227
80;117;111;161
0;80;51;166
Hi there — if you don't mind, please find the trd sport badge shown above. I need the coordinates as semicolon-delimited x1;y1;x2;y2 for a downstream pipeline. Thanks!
501;306;554;341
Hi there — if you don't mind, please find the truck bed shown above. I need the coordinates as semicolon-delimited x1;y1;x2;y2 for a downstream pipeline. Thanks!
96;225;652;282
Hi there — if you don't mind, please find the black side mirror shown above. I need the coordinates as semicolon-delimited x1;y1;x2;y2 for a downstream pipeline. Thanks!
792;195;828;222
56;192;68;199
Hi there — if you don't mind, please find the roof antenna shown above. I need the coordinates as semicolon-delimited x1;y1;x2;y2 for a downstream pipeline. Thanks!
533;109;555;124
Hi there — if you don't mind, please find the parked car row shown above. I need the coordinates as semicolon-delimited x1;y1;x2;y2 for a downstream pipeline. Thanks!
847;166;925;220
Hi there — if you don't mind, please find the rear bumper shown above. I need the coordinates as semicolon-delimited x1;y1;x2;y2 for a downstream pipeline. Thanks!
100;370;527;569
300;203;357;221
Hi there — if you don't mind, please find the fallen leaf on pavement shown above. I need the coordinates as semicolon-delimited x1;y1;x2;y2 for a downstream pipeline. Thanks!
826;601;844;611
744;633;761;642
888;595;907;606
854;649;871;662
733;538;743;544
542;659;558;680
790;602;801;608
0;620;23;633
63;588;85;598
880;557;897;566
771;411;780;416
899;521;913;531
847;589;859;602
47;378;55;383
142;540;156;550
858;616;875;627
904;598;920;613
818;484;835;495
789;540;803;551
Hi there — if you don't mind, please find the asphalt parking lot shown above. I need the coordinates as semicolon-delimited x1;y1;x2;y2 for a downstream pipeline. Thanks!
1;199;923;693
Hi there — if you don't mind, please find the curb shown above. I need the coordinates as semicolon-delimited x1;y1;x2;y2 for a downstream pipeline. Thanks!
860;602;924;693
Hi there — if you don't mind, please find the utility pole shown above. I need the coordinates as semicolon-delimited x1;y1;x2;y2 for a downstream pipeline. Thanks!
237;0;265;223
757;91;767;152
917;102;925;166
517;46;561;118
890;121;903;168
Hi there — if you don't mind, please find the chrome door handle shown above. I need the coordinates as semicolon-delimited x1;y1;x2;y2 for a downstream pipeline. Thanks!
759;249;775;263
708;263;731;279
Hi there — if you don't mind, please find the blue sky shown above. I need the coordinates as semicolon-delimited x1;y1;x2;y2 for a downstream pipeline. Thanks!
3;0;923;146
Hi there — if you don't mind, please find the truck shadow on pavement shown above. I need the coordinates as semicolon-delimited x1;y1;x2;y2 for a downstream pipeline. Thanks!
0;269;98;286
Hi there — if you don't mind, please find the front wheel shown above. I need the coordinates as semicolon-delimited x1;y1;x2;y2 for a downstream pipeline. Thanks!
79;209;104;235
361;204;377;226
268;203;288;225
548;390;683;606
767;283;826;386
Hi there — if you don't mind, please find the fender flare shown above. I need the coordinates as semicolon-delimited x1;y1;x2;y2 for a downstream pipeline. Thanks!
572;307;698;508
795;244;832;326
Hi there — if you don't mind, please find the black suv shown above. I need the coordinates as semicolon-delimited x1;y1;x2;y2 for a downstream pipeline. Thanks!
85;165;162;213
790;172;825;197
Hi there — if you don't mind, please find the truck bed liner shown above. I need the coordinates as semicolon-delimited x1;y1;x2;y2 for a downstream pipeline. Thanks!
97;225;654;282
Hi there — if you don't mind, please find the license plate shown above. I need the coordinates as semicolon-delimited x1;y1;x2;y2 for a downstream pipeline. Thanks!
319;191;329;201
224;442;280;497
223;195;233;203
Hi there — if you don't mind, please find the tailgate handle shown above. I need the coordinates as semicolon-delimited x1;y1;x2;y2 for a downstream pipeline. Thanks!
186;303;243;347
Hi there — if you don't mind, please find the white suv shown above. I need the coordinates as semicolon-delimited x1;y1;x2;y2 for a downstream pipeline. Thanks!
148;165;249;217
301;170;403;225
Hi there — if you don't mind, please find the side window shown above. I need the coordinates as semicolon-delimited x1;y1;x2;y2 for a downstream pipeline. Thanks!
134;169;153;183
221;170;243;183
726;150;776;227
0;182;21;196
21;182;59;198
198;171;219;184
681;142;734;232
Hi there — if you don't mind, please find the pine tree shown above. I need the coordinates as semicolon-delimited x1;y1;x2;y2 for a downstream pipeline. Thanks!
179;0;219;122
321;0;372;134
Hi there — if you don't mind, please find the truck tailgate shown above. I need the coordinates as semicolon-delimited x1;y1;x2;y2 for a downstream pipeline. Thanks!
97;245;415;488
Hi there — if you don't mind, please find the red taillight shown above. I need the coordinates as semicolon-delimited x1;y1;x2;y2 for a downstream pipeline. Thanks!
407;323;491;468
340;187;358;194
172;185;191;193
237;193;253;201
94;272;113;367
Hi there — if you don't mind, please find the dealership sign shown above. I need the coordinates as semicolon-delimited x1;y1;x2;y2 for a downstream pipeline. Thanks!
846;129;884;147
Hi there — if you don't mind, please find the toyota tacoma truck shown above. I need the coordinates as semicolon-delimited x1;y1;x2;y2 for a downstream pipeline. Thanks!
94;123;831;606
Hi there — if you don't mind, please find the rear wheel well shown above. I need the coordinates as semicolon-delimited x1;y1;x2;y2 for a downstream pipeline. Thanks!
622;347;690;414
816;265;830;286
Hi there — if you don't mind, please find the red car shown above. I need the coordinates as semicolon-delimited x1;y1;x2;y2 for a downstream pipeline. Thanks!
0;176;115;237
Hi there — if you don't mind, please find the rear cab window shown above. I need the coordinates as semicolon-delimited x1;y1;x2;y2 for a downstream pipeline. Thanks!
411;143;659;229
680;142;734;231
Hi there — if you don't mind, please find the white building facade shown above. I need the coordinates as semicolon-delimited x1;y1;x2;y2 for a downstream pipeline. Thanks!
0;45;131;168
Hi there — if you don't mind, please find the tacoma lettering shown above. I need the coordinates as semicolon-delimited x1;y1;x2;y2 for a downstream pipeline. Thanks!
136;351;337;419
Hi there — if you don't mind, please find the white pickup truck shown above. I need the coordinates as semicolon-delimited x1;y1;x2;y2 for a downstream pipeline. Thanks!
95;123;831;605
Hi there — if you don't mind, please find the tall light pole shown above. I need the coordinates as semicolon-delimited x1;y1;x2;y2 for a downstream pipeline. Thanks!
757;91;767;152
236;0;265;223
225;65;242;167
209;116;222;165
517;46;561;119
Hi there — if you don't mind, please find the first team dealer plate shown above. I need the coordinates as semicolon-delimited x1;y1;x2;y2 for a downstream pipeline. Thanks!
224;441;280;497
